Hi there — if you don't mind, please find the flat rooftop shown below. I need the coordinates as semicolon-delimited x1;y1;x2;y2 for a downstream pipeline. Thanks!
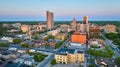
57;48;75;55
76;51;84;53
57;48;84;55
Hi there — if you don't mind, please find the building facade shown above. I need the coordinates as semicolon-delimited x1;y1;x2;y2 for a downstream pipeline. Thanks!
55;33;68;40
89;26;101;37
46;11;54;30
104;24;116;33
47;29;60;36
20;25;30;33
55;48;84;64
71;18;77;31
71;31;86;44
83;16;88;24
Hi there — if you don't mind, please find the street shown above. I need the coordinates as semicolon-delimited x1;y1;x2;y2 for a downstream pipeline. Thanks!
36;37;70;67
101;33;120;58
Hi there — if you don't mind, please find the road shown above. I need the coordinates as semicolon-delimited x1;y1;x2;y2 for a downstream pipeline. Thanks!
101;33;120;58
37;37;70;67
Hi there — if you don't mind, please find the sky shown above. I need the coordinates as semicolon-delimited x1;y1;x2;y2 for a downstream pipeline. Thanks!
0;0;120;21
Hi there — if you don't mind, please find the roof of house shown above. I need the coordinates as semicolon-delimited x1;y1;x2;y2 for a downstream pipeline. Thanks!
57;48;75;55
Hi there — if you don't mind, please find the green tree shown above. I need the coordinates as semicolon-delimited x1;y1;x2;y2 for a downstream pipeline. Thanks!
88;46;114;58
44;37;49;41
50;59;56;65
45;44;50;48
105;33;117;40
34;34;39;40
89;64;95;67
116;56;120;64
0;42;9;47
33;54;48;62
0;26;7;36
64;46;67;48
113;38;120;45
49;35;54;39
13;38;22;44
21;44;29;48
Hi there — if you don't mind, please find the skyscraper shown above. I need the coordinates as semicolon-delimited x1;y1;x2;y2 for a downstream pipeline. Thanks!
83;16;89;51
83;16;88;24
82;16;89;32
46;11;54;30
71;18;77;31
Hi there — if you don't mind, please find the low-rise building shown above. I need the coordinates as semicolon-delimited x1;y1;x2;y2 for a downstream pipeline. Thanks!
89;38;106;48
33;23;47;31
20;25;30;33
55;48;84;64
104;24;116;33
0;36;13;43
47;29;60;36
116;27;120;32
2;23;11;28
55;33;68;40
60;24;70;32
89;26;101;37
12;23;21;29
7;29;21;34
17;48;28;53
71;31;86;44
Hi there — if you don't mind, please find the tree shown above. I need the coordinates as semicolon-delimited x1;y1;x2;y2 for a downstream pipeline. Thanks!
49;35;54;39
13;38;22;44
33;54;48;62
50;59;56;65
34;34;39;40
44;37;49;41
55;40;65;49
0;26;7;36
88;46;114;58
0;42;9;47
45;44;50;48
89;64;95;67
116;56;120;64
64;46;67;48
21;44;29;48
105;33;117;40
113;38;120;45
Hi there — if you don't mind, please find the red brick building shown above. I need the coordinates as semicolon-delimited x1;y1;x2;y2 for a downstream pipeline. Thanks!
71;31;86;44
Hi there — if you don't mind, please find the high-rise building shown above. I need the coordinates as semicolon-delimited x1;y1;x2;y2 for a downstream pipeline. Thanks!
83;16;88;24
83;16;89;33
46;11;54;30
71;18;77;31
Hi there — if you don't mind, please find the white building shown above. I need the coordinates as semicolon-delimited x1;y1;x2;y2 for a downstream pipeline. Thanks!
8;47;17;51
1;37;13;43
47;29;60;36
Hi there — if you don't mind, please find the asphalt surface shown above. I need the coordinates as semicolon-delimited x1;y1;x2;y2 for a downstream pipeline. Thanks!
37;37;70;67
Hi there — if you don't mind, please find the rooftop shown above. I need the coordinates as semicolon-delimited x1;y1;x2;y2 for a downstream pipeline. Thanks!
73;31;86;35
76;50;84;54
57;48;75;55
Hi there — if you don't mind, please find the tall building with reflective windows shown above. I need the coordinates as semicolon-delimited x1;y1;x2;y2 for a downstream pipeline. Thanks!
46;11;54;30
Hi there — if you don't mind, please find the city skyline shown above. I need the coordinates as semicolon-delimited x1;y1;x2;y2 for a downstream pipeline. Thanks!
0;0;120;21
